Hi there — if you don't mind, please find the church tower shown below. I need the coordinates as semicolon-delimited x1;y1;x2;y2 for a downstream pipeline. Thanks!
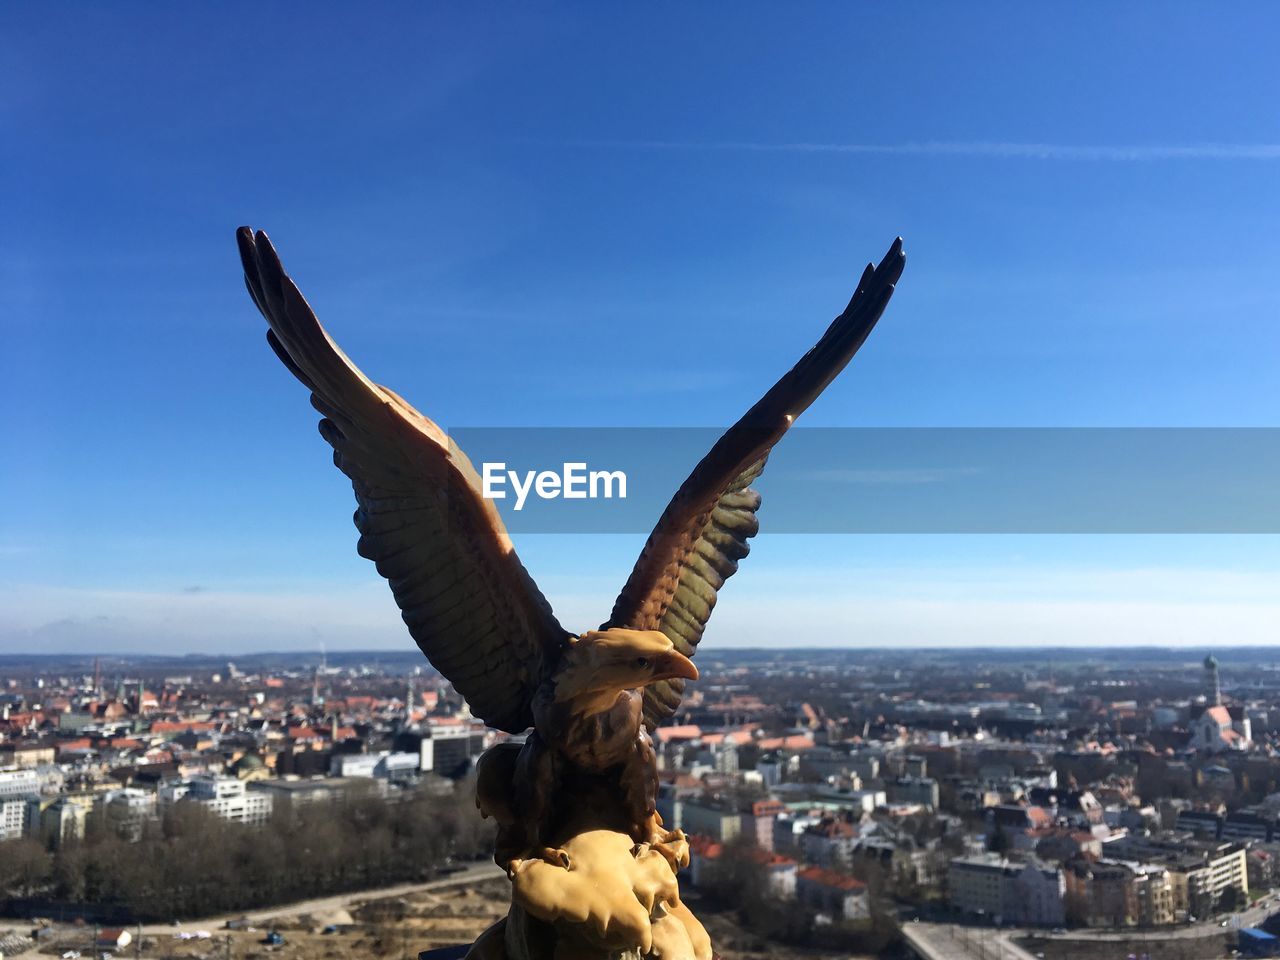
1204;654;1222;706
404;676;416;728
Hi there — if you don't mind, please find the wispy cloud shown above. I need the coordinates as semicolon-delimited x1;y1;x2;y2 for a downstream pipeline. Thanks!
808;466;982;485
575;140;1280;162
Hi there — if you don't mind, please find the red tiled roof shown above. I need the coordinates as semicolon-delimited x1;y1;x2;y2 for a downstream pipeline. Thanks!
319;725;358;740
688;835;722;859
751;799;785;817
656;725;702;743
745;847;797;868
757;734;814;751
151;720;215;734
1026;806;1052;827
1203;705;1232;725
797;866;866;892
806;818;857;839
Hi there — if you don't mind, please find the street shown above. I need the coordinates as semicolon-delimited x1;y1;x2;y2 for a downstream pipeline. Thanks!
138;862;503;935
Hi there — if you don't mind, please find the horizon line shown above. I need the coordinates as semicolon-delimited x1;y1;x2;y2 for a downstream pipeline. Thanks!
5;643;1280;660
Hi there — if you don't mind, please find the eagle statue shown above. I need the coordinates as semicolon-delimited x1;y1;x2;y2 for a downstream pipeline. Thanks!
237;228;904;960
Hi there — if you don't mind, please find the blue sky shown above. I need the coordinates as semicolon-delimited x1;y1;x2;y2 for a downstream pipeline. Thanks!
2;4;1278;653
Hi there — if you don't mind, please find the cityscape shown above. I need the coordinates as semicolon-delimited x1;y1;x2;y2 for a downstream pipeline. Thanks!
7;647;1280;958
6;5;1279;960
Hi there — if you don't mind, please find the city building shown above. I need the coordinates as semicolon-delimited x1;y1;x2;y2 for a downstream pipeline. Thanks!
1009;860;1067;926
182;775;273;825
949;853;1009;919
1132;863;1176;927
888;775;940;808
330;750;421;781
101;788;158;841
679;799;742;842
798;816;859;869
795;866;869;920
1176;808;1223;839
1190;656;1252;753
1224;810;1274;843
422;724;487;778
1106;833;1248;920
741;799;785;851
248;776;359;806
687;835;798;898
0;794;32;841
37;797;86;847
0;742;56;768
0;767;40;799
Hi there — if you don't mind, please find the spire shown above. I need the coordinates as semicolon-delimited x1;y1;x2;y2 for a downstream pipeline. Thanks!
1204;655;1222;706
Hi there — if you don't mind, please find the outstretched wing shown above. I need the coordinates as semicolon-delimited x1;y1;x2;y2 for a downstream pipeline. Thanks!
238;228;569;733
606;238;905;728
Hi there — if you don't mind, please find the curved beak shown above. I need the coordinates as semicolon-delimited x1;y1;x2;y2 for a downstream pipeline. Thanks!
651;650;699;683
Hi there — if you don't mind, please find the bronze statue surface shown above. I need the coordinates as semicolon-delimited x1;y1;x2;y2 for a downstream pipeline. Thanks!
237;228;905;960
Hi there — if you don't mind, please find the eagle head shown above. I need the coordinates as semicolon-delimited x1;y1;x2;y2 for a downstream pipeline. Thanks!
553;628;699;717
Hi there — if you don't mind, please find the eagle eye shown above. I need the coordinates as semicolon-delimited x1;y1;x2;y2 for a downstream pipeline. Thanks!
635;657;650;668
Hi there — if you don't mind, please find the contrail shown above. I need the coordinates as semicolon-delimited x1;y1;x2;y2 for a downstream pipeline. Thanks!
572;139;1280;161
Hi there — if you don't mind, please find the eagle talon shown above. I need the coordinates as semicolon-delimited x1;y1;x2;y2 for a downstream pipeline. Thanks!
654;827;686;846
647;829;690;871
507;845;573;877
540;846;572;870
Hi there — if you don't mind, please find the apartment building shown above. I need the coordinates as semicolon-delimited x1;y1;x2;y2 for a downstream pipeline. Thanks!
796;866;869;920
1010;861;1067;926
888;776;940;808
1132;863;1176;926
0;794;31;840
183;775;273;825
950;853;1066;926
0;766;40;799
949;853;1010;918
1106;833;1247;920
679;799;742;842
799;816;859;869
101;787;158;841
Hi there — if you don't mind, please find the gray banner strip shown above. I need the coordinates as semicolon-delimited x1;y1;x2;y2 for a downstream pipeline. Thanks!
448;427;1280;534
